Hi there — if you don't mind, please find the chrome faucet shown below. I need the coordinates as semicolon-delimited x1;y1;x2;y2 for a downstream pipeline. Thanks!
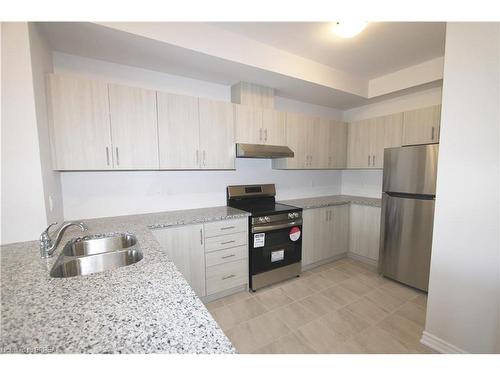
40;221;88;258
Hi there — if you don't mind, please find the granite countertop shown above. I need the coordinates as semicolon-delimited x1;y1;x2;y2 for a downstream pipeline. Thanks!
279;195;381;209
0;206;249;354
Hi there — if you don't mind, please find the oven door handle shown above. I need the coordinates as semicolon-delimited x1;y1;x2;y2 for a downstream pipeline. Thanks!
252;219;303;233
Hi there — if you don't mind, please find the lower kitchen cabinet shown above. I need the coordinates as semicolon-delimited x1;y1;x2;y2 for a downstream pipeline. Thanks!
302;204;349;268
152;217;248;299
349;204;381;264
152;224;207;297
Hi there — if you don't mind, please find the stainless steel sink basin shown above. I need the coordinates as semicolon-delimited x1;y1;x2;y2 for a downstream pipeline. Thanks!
50;232;143;278
50;248;143;278
62;233;137;257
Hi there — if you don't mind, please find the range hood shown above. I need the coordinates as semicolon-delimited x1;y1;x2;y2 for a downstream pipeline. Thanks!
236;143;294;159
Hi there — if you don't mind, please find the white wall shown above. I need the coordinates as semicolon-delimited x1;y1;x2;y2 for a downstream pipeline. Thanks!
54;53;343;220
28;24;64;226
1;23;48;244
62;159;342;220
423;23;500;354
340;170;383;198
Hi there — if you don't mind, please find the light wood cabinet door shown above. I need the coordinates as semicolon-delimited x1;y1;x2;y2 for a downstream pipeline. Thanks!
349;204;381;262
262;109;286;146
317;207;334;261
303;205;350;267
157;92;200;169
275;112;310;169
47;74;112;170
314;118;332;169
347;118;374;169
402;105;441;145
199;98;235;169
108;84;159;169
373;113;403;168
234;104;263;144
328;120;348;169
301;208;322;267
330;204;349;256
152;225;206;297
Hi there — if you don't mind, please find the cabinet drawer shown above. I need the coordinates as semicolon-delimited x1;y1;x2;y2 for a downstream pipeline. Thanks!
205;245;248;267
204;219;247;238
206;259;248;295
204;231;247;253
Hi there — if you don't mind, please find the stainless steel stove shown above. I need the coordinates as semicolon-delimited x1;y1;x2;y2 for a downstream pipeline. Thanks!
227;184;302;291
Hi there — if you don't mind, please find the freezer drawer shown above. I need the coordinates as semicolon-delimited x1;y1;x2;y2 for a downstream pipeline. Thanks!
383;144;438;195
379;193;434;291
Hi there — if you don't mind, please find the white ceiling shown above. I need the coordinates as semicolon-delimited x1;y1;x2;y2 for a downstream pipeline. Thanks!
211;22;446;79
37;22;445;109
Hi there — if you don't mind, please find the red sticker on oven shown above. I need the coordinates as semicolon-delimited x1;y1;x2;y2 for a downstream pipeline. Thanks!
289;226;301;241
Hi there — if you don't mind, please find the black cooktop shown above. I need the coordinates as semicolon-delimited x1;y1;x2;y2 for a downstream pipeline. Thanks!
228;198;301;216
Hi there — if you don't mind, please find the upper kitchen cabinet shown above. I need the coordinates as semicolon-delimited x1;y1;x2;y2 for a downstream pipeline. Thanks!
373;113;403;168
402;105;442;145
108;84;159;169
234;105;286;146
47;74;113;170
347;118;375;169
272;112;314;169
347;113;402;169
157;92;200;169
262;108;286;146
198;98;235;169
320;118;348;169
234;104;263;144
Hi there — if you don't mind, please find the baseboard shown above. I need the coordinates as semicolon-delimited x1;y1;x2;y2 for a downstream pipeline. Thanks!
201;284;248;303
301;253;348;272
420;331;468;354
346;252;378;270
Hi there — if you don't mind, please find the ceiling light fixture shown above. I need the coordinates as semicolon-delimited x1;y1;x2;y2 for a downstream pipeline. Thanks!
331;21;368;38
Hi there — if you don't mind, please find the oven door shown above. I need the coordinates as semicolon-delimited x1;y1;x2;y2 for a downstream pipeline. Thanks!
250;220;302;276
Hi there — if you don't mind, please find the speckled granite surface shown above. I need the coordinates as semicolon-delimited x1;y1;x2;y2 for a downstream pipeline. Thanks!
279;195;381;209
1;206;248;354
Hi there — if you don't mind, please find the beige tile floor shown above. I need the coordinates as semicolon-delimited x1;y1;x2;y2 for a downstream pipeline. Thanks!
205;258;436;354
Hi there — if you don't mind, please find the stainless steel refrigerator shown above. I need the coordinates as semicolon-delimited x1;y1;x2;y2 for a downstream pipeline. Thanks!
379;144;438;292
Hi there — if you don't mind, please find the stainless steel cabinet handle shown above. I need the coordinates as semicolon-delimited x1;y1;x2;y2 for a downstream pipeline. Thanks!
220;226;235;231
115;147;120;166
202;150;206;166
431;126;435;140
105;147;110;166
329;211;333;221
264;129;268;142
221;240;235;245
200;229;203;245
373;155;376;166
259;128;263;141
222;274;236;280
368;155;371;166
221;254;236;259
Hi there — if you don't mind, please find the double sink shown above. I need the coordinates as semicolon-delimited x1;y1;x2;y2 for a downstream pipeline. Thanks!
50;233;143;278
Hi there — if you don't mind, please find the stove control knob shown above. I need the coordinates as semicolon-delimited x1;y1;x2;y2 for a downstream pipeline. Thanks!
294;212;300;218
258;217;266;223
264;216;271;223
288;213;294;219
